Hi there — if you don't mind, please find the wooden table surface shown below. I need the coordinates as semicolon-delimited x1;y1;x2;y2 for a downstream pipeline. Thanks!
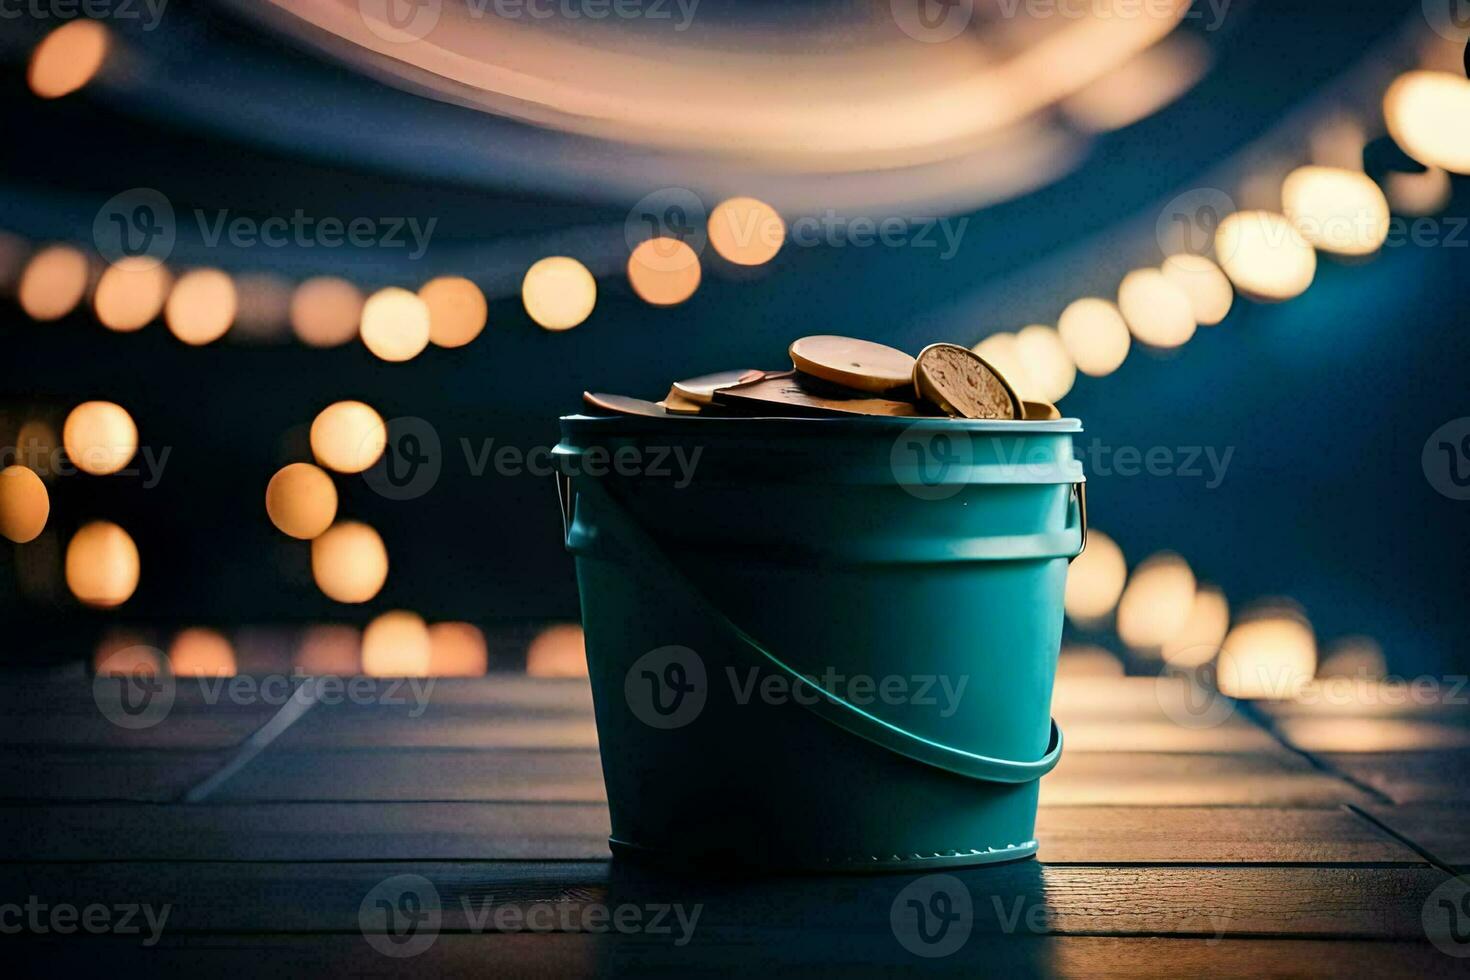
4;666;1467;977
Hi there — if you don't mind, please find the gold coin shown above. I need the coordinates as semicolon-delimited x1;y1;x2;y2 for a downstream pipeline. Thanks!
582;392;670;417
658;387;704;415
1023;400;1061;420
789;336;915;394
913;344;1020;420
712;372;929;418
671;369;764;405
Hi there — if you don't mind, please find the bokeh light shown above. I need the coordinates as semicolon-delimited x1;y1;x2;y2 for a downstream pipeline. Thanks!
360;286;431;361
1117;268;1197;348
295;625;362;676
63;401;138;476
65;520;140;608
1160;585;1230;667
265;463;338;540
310;521;388;603
1385;167;1451;216
419;276;487;348
1317;636;1387;680
708;197;785;266
1281;165;1390;256
232;273;293;342
362;610;431;677
971;333;1033;399
526;624;588;677
169;628;238;677
165;268;237;345
1214;211;1317;301
1013;324;1075;402
1056;298;1130;377
428;622;489;677
94;258;171;332
627;239;702;306
1063;529;1126;626
94;633;160;677
290;277;364;348
1160;255;1233;326
522;256;596;331
0;466;50;544
1115;552;1197;651
18;244;89;321
310;401;387;474
28;20;108;99
1383;70;1470;175
1218;605;1317;699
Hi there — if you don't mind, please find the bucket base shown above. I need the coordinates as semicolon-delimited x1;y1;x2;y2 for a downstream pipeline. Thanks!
608;836;1038;874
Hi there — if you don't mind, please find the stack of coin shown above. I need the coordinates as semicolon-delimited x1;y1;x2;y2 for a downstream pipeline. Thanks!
584;335;1061;420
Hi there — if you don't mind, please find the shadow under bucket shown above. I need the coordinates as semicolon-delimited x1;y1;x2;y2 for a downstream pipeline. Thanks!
555;415;1086;872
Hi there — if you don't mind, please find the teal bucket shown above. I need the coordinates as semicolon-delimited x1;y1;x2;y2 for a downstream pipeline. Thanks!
555;414;1085;872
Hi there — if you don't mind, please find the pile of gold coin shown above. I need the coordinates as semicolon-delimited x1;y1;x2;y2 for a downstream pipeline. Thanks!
583;335;1060;420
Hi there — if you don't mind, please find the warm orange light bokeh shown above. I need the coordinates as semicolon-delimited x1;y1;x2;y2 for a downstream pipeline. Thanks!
0;466;50;544
28;20;109;99
63;401;138;476
265;462;339;540
419;276;487;348
310;521;388;603
66;521;140;608
310;401;387;474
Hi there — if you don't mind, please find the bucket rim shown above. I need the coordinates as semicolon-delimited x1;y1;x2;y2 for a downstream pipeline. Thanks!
560;413;1083;434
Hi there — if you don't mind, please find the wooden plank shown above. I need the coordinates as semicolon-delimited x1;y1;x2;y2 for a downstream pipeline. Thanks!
11;934;1463;979
0;862;1446;939
1035;806;1422;864
277;704;599;750
1273;717;1470;753
1319;752;1470;804
1060;719;1283;754
1040;751;1372;806
209;748;607;802
0;749;232;802
1360;803;1470;868
0;802;612;862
